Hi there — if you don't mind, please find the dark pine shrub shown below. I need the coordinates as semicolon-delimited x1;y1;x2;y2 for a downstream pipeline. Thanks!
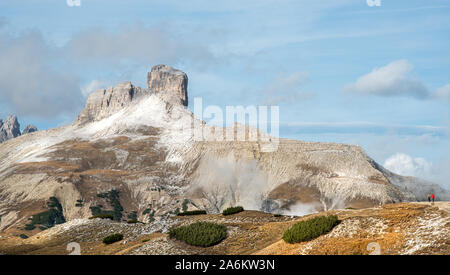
89;214;114;220
24;224;36;231
222;206;244;216
103;233;124;245
177;210;207;216
169;222;227;247
282;215;339;244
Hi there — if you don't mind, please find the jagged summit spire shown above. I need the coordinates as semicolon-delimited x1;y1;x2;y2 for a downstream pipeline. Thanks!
76;65;189;125
147;64;188;107
0;115;21;143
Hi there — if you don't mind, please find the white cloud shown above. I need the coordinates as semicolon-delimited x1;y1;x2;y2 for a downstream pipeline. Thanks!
64;23;219;69
434;83;450;99
0;29;83;118
384;153;432;177
81;80;111;98
344;60;429;98
261;71;315;105
0;22;223;119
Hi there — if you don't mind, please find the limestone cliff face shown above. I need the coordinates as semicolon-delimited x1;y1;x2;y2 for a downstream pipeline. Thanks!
0;115;21;143
76;81;147;125
76;65;188;125
22;125;38;135
0;64;446;234
147;64;188;107
0;116;38;144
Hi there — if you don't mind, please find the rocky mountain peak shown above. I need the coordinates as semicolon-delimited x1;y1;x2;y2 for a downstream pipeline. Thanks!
147;64;188;107
76;81;147;125
22;124;38;135
76;65;188;125
0;115;21;143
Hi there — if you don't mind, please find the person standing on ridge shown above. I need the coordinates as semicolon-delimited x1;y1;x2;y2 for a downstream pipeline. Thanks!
432;194;435;204
428;194;431;203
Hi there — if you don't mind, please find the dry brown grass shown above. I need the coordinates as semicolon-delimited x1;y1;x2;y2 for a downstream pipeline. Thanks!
1;203;448;255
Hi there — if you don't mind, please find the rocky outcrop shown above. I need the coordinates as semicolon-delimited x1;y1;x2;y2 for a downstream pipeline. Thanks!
0;115;21;143
22;125;38;135
76;81;148;125
147;64;188;107
76;65;188;125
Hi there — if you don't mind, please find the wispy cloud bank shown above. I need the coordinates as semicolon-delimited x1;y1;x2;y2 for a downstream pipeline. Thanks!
80;79;112;98
0;21;222;119
282;121;447;137
435;84;450;99
63;23;219;68
261;71;314;105
0;28;83;118
384;153;432;177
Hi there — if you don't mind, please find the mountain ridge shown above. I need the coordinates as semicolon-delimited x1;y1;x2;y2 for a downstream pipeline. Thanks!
0;115;38;144
0;64;447;236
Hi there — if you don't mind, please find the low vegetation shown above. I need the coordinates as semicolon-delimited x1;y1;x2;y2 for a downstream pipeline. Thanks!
24;197;66;231
169;222;227;247
89;214;114;220
182;199;190;212
103;233;124;245
75;199;83;207
177;210;207;216
222;206;244;216
282;215;339;244
90;189;124;222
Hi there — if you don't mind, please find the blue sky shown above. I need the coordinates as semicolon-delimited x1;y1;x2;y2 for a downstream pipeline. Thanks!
0;0;449;187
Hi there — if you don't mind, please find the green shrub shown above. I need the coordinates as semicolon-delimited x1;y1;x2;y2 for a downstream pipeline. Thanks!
26;197;66;231
147;210;156;222
103;233;124;245
282;215;339;244
89;214;114;220
39;225;49;231
19;234;29;239
182;199;190;212
143;208;151;215
127;211;137;221
177;210;207;216
24;224;36;231
92;190;123;221
222;206;244;216
75;199;83;207
169;222;227;247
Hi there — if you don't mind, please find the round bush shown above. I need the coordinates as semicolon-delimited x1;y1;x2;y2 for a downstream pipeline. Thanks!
103;233;124;245
222;206;244;216
177;210;207;216
169;222;227;247
283;215;339;244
